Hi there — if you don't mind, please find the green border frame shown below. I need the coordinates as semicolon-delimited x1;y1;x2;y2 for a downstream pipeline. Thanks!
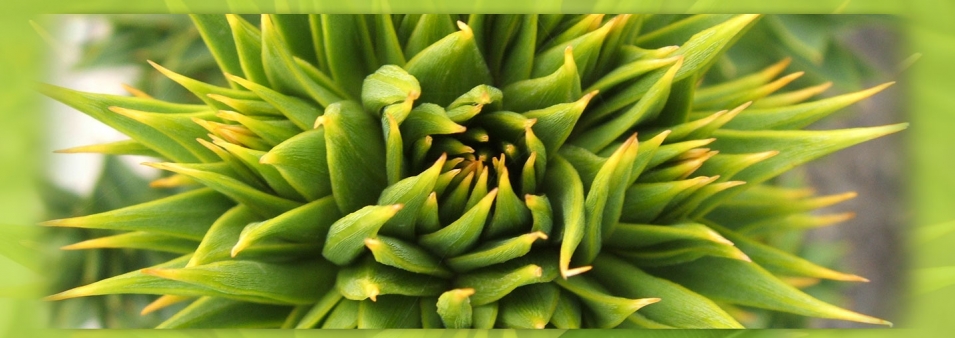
2;1;953;337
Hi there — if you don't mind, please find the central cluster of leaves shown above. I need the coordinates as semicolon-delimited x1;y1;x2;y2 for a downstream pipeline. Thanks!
43;14;903;329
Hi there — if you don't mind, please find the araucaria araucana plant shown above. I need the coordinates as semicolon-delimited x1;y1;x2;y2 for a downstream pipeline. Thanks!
43;14;904;328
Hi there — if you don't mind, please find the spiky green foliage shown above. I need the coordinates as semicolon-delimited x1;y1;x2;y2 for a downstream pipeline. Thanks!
41;157;181;328
43;14;904;328
73;14;240;103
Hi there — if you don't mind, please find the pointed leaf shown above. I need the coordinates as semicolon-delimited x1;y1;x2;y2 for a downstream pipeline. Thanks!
498;283;560;329
592;254;743;328
61;231;198;254
503;46;581;113
406;21;493;106
295;289;343;328
323;204;403;266
365;235;452;278
41;188;232;240
358;295;422;328
542;156;589;279
419;189;498;257
323;101;388;214
447;232;548;273
525;91;596;154
647;257;891;325
554;274;660;328
437;288;475;329
144;258;336;305
336;257;448;301
232;195;341;257
321;14;377;98
456;264;545;306
724;82;895;130
157;297;290;329
260;128;331;201
145;162;302;218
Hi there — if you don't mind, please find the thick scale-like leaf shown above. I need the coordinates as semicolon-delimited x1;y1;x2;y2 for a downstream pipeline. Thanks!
587;15;759;126
227;74;323;130
604;222;733;249
406;21;493;106
232;196;341;257
550;288;583;329
54;139;161;157
322;101;389;214
419;189;498;257
260;128;331;201
377;155;445;238
45;255;213;301
109;107;218;162
578;136;639;264
225;14;269;85
447;232;548;273
436;288;474;328
573;59;680;152
400;103;466;146
357;295;421;328
499;14;537;86
190;14;244;86
61;231;198;254
215;111;299;147
419;296;443;328
645;257;891;325
144;162;302;218
321;299;359;328
614;239;750;267
525;91;596;155
323;204;403;266
147;60;259;110
295;289;342;329
700;124;908;218
485;157;532;239
456;264;545;306
144;258;337;305
499;283;560;329
157;297;291;329
503;46;581;113
404;14;456;60
722;82;895;130
205;138;301;200
321;14;377;99
541;156;590;278
592;254;743;328
554;274;659;328
707;222;868;282
335;257;448;301
364;235;451;278
41;188;233;240
472;303;499;328
446;85;502;123
189;205;260;266
40;84;207;162
361;65;420;117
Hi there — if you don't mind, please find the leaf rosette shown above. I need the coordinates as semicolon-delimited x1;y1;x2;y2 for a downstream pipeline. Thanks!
42;14;903;328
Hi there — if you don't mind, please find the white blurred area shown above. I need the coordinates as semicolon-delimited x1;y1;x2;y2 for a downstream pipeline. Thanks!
44;15;160;195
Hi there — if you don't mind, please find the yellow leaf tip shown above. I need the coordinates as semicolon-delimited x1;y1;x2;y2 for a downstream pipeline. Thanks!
230;239;250;258
563;266;592;278
43;291;71;301
38;218;71;227
456;21;472;38
364;237;381;249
